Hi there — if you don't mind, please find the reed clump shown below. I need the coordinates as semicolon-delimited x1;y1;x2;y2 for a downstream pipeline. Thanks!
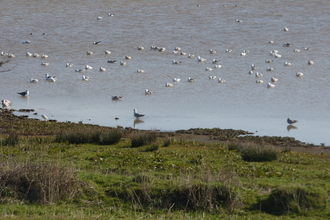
98;128;123;145
106;169;242;213
55;127;122;145
130;131;158;148
228;142;278;162
143;144;159;152
0;161;86;204
1;132;20;146
259;186;328;215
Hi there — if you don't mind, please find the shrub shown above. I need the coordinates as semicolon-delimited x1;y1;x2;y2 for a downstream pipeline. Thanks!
56;129;91;144
227;143;241;151
106;169;242;213
5;132;19;146
143;144;159;152
163;138;172;147
90;130;102;143
0;161;86;204
259;186;328;215
99;129;122;145
130;131;158;148
55;127;104;144
240;143;278;162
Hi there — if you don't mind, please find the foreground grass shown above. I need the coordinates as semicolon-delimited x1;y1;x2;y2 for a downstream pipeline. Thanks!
0;110;330;219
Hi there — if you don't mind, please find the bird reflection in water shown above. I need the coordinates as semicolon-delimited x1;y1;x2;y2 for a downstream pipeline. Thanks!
134;118;144;128
287;125;297;132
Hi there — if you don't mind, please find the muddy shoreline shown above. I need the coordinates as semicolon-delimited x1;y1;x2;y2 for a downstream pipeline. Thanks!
1;108;329;154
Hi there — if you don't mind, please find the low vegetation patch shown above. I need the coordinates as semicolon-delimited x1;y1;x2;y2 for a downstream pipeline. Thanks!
130;131;158;148
98;128;123;145
0;111;329;219
0;161;86;204
106;169;242;213
259;185;328;215
239;143;279;162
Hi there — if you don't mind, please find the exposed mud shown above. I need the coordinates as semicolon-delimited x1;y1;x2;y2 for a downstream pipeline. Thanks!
1;108;329;154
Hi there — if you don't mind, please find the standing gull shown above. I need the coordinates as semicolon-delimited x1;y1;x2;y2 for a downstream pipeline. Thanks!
145;89;153;95
2;99;11;108
18;90;29;97
134;109;145;118
42;114;49;120
287;117;297;124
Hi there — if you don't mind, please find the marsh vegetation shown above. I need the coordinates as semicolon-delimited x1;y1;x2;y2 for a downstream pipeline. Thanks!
0;109;329;219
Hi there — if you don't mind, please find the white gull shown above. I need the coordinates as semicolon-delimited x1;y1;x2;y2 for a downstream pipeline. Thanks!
66;63;73;67
209;49;217;54
267;82;275;88
255;72;263;78
197;56;206;62
187;77;196;82
82;75;89;81
165;83;173;87
30;78;39;83
18;90;29;97
145;89;153;95
284;62;292;66
2;99;11;108
287;117;297;124
296;72;304;77
271;77;279;82
85;65;93;70
218;78;226;83
134;109;145;118
172;60;182;64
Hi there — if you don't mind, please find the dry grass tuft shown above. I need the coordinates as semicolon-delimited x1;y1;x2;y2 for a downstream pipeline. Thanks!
0;161;86;204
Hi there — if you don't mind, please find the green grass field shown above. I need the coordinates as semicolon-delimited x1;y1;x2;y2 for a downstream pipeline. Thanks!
0;109;329;219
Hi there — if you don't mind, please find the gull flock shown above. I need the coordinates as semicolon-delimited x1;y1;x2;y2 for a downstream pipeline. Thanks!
1;5;314;124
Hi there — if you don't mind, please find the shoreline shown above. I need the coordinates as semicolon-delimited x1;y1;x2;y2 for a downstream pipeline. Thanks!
1;108;329;153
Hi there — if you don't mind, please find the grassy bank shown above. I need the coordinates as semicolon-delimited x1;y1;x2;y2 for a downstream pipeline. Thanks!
0;109;329;219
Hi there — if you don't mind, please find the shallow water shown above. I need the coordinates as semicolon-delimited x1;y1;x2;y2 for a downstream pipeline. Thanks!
1;0;329;145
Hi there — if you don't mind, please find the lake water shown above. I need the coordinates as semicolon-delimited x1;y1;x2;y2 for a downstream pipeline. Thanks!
1;0;329;145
